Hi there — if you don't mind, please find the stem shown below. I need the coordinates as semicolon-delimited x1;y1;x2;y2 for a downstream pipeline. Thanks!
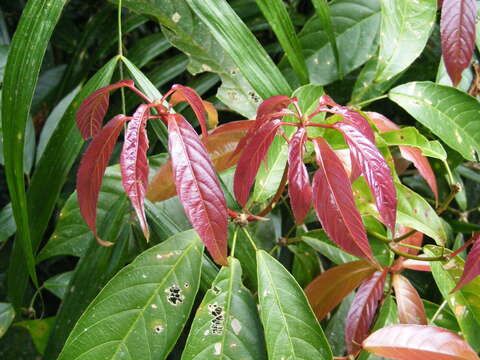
117;0;126;115
352;94;388;109
389;244;445;262
257;164;289;217
437;183;462;215
231;226;239;258
443;160;456;186
241;227;258;251
448;232;479;258
431;300;448;324
392;229;418;243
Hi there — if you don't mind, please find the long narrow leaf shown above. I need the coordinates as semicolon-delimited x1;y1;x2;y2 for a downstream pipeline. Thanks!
392;273;427;325
453;233;480;292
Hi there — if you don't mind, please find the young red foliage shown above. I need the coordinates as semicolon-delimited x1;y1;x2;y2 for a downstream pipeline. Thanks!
334;122;397;231
441;0;477;86
287;128;311;224
120;104;150;240
233;120;282;207
363;324;479;360
312;137;374;261
77;114;129;246
76;80;134;140
168;114;228;266
170;84;209;136
400;259;431;272
345;270;387;356
393;273;427;325
452;232;480;292
396;225;424;256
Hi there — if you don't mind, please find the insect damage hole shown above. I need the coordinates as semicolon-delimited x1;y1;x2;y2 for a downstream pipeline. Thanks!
165;284;185;306
208;303;225;335
153;325;164;334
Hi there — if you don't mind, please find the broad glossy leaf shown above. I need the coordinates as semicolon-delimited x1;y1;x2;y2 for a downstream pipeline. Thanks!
0;303;14;338
346;271;387;355
302;230;358;265
182;258;266;359
389;82;480;161
334;122;396;231
453;233;480;291
441;0;477;86
256;250;332;359
169;114;228;266
392;274;427;325
362;324;479;360
44;271;74;300
305;260;377;321
376;0;436;82
312;137;373;260
121;104;150;240
77;115;128;245
58;230;204;360
425;245;480;351
288;128;311;224
76;80;134;140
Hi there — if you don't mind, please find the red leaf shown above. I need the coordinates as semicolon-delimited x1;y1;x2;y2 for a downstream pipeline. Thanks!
453;232;480;292
120;104;150;240
393;273;427;325
77;115;128;246
76;80;134;140
312;137;374;261
305;260;377;321
171;84;209;137
345;270;387;356
233;120;281;207
396;225;424;255
441;0;477;86
334;122;397;231
287;128;311;224
367;112;438;201
209;120;254;135
401;259;432;272
168;114;228;266
363;324;479;360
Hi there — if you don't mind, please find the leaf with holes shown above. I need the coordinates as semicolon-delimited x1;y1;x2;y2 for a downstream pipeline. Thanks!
77;115;128;245
441;0;477;86
168;114;228;266
182;257;266;359
452;233;480;292
57;230;204;360
312;137;373;260
393;273;427;325
305;260;377;321
256;250;332;359
362;324;479;360
121;104;150;240
76;80;134;139
345;270;387;356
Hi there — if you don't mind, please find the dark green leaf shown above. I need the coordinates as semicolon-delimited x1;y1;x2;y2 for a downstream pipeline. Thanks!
0;303;15;338
43;272;74;300
15;317;55;355
325;293;354;357
289;242;320;287
302;229;358;265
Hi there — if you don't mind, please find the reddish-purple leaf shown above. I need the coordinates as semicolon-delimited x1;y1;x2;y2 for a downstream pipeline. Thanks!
168;114;228;266
396;225;424;255
363;324;479;360
287;128;311;224
334;122;397;231
401;259;432;272
452;233;480;292
171;84;209;137
367;111;438;201
234;120;281;207
441;0;477;86
76;80;134;140
77;115;128;246
393;273;427;325
120;104;150;240
345;270;387;356
312;137;374;261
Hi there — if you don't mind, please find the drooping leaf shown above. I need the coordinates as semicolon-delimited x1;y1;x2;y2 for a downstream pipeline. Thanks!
305;260;377;321
0;303;14;338
345;271;387;356
392;274;427;325
389;82;480;161
312;137;374;260
334;122;397;231
182;257;267;359
376;0;436;82
168;114;228;266
170;84;208;136
121;104;150;240
441;0;477;86
437;57;474;91
76;80;134;140
302;230;359;265
288;128;311;224
452;233;480;292
58;230;204;360
256;250;333;359
401;259;431;272
362;324;479;360
43;271;74;300
77;115;128;245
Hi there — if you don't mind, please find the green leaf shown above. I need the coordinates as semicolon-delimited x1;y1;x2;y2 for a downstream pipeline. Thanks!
302;229;358;265
424;245;480;351
127;33;172;68
43;272;74;300
256;250;333;359
389;81;480;161
2;0;68;289
15;317;55;355
0;203;15;244
182;258;267;359
289;242;320;288
0;303;15;338
325;293;354;357
378;127;447;160
423;299;460;332
255;0;308;84
58;230;204;360
375;0;436;82
436;57;473;92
